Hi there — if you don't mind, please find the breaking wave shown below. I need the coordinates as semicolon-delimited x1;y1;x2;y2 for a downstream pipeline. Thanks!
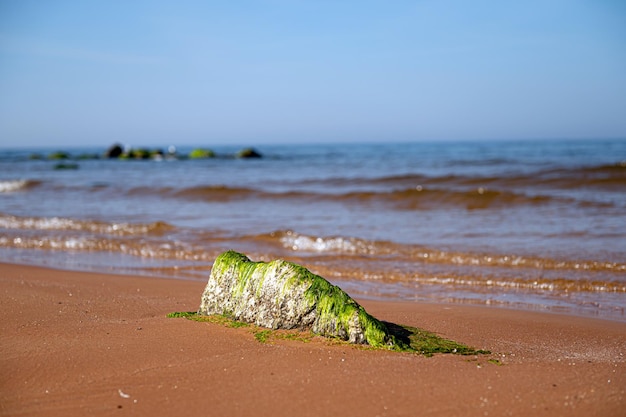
0;179;41;193
266;230;626;274
365;162;626;190
142;184;606;210
0;213;174;236
0;234;215;262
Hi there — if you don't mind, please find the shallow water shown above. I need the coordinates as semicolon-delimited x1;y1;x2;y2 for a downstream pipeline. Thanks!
1;140;625;321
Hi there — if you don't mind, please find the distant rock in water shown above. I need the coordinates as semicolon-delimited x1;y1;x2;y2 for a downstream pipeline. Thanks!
198;251;396;347
124;148;151;159
189;148;216;159
105;143;123;158
75;153;100;160
236;148;262;158
47;151;69;160
53;163;79;170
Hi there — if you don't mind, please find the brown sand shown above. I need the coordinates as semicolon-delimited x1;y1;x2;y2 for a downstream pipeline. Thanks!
1;262;625;417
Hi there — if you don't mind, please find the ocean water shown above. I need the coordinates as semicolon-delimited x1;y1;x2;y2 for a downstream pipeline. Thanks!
1;140;625;321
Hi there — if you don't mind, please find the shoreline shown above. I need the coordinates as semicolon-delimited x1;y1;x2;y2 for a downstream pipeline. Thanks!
1;262;625;416
3;256;624;325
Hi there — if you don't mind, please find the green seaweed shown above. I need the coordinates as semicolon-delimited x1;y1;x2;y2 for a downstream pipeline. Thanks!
167;311;489;356
275;331;314;343
188;148;215;159
254;329;272;343
167;311;250;328
166;311;196;318
47;151;69;160
236;148;262;158
383;322;490;356
212;252;298;300
254;329;315;344
302;267;396;348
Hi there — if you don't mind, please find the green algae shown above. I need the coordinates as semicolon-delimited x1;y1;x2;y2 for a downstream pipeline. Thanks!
167;311;196;318
189;148;215;159
167;311;250;328
47;151;70;160
384;322;489;356
254;329;272;343
211;251;303;299
167;312;488;356
254;329;315;344
300;265;397;348
236;148;262;158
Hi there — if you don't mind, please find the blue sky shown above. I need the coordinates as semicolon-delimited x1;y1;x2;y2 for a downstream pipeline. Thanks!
0;0;625;147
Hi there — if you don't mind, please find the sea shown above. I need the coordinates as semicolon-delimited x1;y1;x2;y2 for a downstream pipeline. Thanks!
1;139;625;321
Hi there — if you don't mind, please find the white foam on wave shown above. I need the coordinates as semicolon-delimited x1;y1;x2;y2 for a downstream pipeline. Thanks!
0;213;172;235
278;231;374;254
0;180;30;193
0;233;212;262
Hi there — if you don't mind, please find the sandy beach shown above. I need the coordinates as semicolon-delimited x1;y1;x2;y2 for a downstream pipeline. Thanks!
1;262;624;417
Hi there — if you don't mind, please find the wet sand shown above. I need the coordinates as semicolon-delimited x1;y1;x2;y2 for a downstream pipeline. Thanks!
1;262;625;417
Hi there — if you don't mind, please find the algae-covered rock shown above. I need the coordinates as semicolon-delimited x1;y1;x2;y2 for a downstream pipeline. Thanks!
53;163;79;170
189;148;215;159
236;148;262;158
127;148;151;159
47;151;70;160
198;251;397;347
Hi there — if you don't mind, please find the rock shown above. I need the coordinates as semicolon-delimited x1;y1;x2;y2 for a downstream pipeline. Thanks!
189;148;215;159
236;148;262;158
47;151;69;160
104;143;123;158
198;251;396;347
128;148;150;159
53;163;79;170
75;153;99;160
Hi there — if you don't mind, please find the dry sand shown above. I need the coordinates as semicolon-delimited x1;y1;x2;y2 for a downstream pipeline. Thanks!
1;262;625;417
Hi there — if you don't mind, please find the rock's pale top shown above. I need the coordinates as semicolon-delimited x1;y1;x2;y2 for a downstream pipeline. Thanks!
198;251;396;346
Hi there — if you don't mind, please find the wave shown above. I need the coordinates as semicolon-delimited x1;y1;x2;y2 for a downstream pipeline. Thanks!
1;225;624;295
172;185;263;201
3;221;623;275
350;187;561;210
0;179;41;193
0;213;174;236
128;185;273;202
141;183;602;210
362;163;626;190
0;233;216;262
269;230;384;254
263;230;626;274
127;160;624;209
315;160;626;191
527;163;626;189
13;160;622;211
410;275;626;293
2;230;625;295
